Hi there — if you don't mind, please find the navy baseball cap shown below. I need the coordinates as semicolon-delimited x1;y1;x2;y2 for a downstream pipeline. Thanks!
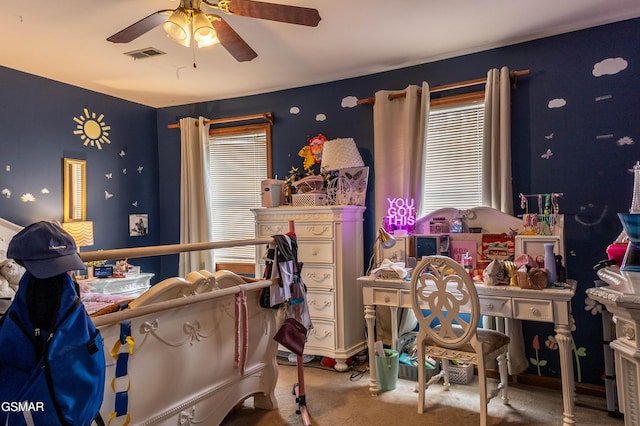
7;221;86;279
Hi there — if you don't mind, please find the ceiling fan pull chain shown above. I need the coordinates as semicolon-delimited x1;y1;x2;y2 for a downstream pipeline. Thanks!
192;41;198;68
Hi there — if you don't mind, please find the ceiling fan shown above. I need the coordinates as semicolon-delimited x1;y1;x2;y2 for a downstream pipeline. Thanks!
107;0;321;62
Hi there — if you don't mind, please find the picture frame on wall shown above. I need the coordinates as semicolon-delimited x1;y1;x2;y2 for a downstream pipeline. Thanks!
129;214;148;236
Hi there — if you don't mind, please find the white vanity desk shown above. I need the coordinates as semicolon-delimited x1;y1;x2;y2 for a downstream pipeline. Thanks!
360;205;576;425
360;276;577;425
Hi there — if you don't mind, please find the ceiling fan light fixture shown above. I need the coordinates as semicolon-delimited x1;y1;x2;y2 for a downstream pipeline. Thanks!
193;12;219;48
163;7;192;47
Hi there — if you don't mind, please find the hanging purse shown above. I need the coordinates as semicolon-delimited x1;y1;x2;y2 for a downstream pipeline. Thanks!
273;317;307;356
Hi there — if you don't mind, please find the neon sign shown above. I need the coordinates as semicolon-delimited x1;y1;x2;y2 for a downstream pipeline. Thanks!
385;197;416;235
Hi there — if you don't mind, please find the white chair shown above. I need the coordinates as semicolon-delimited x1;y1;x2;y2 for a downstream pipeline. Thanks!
410;255;510;426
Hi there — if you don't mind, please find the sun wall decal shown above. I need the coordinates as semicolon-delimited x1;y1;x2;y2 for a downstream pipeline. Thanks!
73;108;111;150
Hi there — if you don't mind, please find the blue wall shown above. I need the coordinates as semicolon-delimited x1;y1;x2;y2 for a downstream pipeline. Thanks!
0;68;161;275
2;18;639;385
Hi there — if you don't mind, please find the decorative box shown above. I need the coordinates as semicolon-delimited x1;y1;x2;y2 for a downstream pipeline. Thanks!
292;193;326;206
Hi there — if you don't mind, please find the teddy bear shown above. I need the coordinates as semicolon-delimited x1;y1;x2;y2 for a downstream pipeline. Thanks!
0;258;25;293
0;275;15;299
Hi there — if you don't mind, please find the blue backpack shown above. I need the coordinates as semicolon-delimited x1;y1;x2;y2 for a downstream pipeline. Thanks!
0;272;105;425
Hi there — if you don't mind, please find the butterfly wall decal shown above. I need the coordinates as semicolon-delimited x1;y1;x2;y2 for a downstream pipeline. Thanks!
541;149;553;159
105;190;113;200
105;172;113;179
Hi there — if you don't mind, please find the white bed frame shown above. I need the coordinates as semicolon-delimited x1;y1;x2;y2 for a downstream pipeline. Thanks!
0;218;281;425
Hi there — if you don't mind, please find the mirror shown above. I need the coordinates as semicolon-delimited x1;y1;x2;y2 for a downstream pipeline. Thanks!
63;158;86;221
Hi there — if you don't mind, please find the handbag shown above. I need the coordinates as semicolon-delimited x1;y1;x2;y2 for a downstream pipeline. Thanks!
273;317;307;356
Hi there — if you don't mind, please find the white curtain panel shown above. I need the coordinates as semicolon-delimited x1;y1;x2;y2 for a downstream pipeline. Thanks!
372;83;429;345
482;67;527;375
483;66;514;215
179;116;214;277
373;83;430;229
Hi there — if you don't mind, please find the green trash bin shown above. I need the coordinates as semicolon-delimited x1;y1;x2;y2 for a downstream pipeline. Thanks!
375;349;399;391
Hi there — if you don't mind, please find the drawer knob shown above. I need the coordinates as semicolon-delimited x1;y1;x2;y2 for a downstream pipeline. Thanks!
312;248;319;256
530;307;541;317
384;296;390;303
487;303;495;311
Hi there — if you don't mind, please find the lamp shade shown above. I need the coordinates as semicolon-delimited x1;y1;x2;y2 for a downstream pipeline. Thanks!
378;227;396;249
193;11;219;47
62;221;94;248
163;8;192;47
321;138;364;172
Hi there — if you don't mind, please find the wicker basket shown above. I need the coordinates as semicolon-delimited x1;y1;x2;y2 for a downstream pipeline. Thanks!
292;192;326;206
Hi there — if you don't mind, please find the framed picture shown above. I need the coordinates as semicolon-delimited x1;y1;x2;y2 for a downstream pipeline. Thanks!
129;214;148;236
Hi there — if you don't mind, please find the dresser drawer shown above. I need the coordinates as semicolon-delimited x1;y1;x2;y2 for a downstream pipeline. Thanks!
256;222;289;238
300;265;334;290
479;296;511;318
305;319;335;351
513;298;553;322
307;290;335;320
298;241;333;264
296;223;333;239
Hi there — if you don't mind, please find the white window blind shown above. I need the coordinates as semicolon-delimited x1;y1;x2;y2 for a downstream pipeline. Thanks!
422;102;485;214
207;128;268;263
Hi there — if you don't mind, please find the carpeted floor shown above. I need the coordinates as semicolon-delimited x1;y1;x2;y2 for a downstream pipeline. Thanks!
221;356;625;426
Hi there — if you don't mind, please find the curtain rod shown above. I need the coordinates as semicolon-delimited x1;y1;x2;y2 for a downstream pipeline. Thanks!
167;112;274;129
356;69;530;105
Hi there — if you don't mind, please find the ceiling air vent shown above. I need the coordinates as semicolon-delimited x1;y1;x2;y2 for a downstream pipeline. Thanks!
123;47;166;60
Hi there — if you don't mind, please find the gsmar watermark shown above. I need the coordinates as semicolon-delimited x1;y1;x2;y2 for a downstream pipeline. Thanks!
1;401;45;412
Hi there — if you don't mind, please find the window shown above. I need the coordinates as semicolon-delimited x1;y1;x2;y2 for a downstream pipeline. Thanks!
206;123;271;273
421;92;485;215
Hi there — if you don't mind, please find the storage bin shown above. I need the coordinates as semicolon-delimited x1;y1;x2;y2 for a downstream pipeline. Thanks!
398;363;439;381
375;349;399;391
292;193;326;206
447;363;473;384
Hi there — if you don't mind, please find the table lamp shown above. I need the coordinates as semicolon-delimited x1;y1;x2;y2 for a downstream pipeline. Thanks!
367;226;397;274
321;138;367;205
62;221;94;250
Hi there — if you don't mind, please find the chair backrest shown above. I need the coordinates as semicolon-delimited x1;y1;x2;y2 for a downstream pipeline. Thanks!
410;255;480;349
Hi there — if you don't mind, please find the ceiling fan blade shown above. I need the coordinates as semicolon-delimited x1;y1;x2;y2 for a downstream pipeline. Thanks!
211;17;258;62
227;0;321;27
107;10;171;43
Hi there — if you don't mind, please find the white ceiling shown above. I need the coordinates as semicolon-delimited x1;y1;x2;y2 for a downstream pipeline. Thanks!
2;0;639;108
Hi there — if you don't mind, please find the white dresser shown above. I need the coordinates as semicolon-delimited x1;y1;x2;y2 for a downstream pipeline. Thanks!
252;206;366;371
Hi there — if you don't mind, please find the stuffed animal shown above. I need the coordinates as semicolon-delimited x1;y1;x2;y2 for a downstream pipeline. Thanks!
0;275;15;299
0;259;25;293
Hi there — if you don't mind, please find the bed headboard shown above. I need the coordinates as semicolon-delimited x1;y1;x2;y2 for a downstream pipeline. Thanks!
0;218;23;260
